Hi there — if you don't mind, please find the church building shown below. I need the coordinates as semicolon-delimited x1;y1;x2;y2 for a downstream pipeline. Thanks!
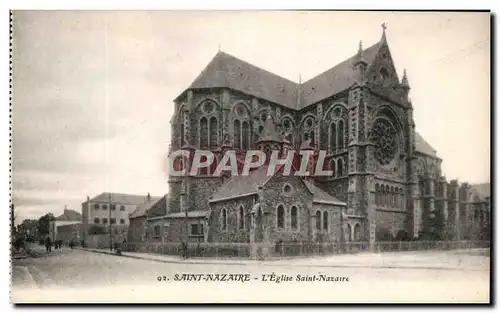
146;26;490;253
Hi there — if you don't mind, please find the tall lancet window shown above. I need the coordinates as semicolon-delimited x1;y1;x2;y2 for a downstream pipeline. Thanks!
309;131;315;147
337;158;344;177
338;120;345;149
329;122;337;152
242;121;250;150
180;111;186;146
209;117;218;148
234;120;241;149
200;117;208;148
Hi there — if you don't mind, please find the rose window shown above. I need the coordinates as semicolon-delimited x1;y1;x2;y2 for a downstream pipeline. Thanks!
372;119;398;165
203;102;214;114
282;118;292;132
236;105;246;117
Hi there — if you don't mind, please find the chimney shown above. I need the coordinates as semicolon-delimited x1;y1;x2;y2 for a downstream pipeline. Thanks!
147;193;151;201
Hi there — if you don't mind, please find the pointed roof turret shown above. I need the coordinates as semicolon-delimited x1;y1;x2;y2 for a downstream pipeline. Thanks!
257;114;282;143
401;69;410;91
354;40;368;66
381;22;387;42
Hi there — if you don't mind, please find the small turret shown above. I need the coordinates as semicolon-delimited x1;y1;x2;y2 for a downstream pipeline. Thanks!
401;69;410;93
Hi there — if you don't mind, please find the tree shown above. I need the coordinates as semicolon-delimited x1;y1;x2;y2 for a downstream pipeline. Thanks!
37;213;56;237
10;204;17;237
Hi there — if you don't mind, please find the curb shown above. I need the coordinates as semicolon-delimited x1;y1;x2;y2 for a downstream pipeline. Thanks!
77;248;486;272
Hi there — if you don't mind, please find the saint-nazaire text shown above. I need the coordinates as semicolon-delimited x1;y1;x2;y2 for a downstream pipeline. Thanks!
165;273;349;283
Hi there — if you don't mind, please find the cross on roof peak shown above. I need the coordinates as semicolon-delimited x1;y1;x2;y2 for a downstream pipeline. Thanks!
381;22;387;32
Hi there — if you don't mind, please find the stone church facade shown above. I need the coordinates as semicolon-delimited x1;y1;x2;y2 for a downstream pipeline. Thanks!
148;28;490;251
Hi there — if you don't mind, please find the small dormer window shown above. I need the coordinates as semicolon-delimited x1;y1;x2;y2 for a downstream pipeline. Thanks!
283;183;293;194
379;67;389;81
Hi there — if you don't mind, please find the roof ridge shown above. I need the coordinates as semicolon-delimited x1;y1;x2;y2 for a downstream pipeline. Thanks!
301;41;380;86
218;51;300;86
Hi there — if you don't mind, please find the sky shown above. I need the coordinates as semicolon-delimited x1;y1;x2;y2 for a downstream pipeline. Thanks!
11;11;490;222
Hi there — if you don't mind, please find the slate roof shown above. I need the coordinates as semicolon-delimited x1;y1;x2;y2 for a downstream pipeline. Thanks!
470;183;491;200
129;196;164;219
303;180;346;206
210;165;273;202
89;192;158;205
414;132;437;157
300;42;381;108
56;209;82;222
180;51;299;109
177;41;382;110
163;211;210;219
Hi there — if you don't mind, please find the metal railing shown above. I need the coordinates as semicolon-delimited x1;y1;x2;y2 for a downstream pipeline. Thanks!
118;240;490;260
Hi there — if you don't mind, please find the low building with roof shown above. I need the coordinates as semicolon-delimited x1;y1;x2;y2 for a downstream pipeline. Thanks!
81;192;162;242
49;207;83;243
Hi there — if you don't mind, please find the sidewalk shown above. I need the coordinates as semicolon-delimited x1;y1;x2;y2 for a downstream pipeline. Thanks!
78;247;489;271
11;266;38;289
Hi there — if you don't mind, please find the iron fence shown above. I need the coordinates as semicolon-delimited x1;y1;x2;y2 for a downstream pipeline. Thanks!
119;240;490;259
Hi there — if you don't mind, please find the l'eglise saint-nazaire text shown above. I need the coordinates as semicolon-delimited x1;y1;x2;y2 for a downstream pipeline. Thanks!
261;273;350;283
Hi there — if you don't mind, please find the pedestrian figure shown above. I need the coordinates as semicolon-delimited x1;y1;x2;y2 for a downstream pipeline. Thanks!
180;241;188;260
45;236;52;253
69;239;74;250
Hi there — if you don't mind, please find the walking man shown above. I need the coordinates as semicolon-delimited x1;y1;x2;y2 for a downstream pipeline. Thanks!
45;236;52;253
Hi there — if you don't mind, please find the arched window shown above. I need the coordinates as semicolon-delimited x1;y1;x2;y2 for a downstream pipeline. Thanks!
337;120;344;149
94;217;100;224
337;158;344;177
329;122;337;152
180;110;186;146
375;184;380;205
400;189;405;208
200;117;208;148
154;225;161;239
315;211;321;230
309;130;315;147
209;117;218;148
199;155;208;176
291;206;298;230
221;208;227;231
234;120;241;149
242;121;250;150
381;185;385;206
277;205;285;229
390;186;395;207
353;224;361;241
330;159;336;177
385;185;390;207
323;211;329;231
286;133;294;147
239;206;245;230
173;156;185;173
346;224;352;242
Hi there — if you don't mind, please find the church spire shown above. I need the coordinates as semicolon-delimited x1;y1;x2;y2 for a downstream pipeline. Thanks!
354;40;368;85
381;22;387;42
401;69;410;92
354;40;367;66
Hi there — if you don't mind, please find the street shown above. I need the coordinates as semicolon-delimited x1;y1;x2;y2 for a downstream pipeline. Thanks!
11;246;490;303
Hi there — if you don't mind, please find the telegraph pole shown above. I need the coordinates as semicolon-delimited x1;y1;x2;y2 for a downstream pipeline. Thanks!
108;193;112;251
